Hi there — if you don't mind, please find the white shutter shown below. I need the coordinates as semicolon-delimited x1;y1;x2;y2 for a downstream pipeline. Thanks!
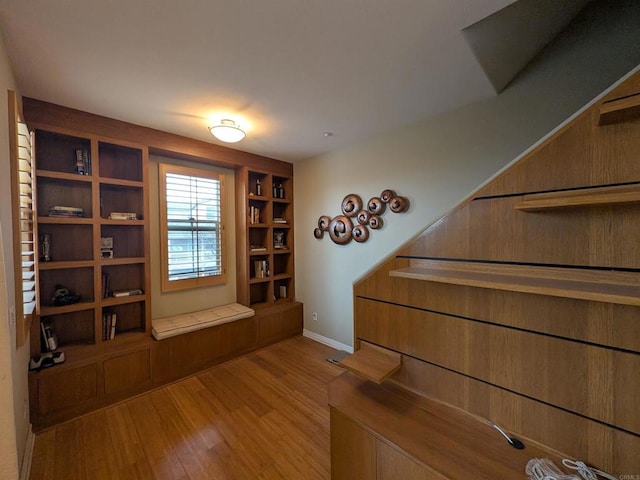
18;122;36;315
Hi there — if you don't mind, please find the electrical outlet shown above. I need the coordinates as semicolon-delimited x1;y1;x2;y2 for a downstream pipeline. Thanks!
312;312;318;321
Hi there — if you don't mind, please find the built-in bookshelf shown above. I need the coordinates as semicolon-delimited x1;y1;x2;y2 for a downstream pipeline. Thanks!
32;128;150;357
236;168;295;308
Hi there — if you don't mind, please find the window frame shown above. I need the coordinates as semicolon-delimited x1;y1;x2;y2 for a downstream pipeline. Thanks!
158;163;226;292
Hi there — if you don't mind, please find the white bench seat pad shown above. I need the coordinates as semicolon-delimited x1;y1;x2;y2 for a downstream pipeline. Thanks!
152;303;255;340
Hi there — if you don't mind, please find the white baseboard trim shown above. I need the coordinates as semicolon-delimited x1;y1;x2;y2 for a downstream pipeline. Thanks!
20;426;35;480
303;329;353;353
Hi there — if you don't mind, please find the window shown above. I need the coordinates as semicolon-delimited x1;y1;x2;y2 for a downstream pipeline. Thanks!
159;163;226;292
9;90;36;347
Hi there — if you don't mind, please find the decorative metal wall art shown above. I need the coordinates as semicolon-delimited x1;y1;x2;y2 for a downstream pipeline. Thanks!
314;190;409;245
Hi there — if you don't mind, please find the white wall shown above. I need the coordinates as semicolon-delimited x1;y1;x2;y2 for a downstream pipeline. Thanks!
295;1;640;348
0;28;28;480
148;155;237;319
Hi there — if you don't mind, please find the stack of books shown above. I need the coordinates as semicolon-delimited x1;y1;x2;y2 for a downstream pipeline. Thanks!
273;217;287;224
49;205;84;218
102;311;117;340
250;244;267;252
254;260;269;279
112;288;143;297
108;212;137;220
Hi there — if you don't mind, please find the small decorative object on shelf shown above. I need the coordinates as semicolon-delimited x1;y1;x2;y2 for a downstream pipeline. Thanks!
39;233;52;262
74;148;91;175
274;230;287;249
315;189;409;245
52;284;81;306
256;178;262;196
101;236;114;259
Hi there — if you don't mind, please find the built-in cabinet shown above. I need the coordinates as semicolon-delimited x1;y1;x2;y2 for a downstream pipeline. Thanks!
29;126;152;428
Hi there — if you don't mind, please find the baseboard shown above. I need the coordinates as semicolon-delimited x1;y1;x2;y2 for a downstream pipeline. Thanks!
303;329;353;353
20;426;35;480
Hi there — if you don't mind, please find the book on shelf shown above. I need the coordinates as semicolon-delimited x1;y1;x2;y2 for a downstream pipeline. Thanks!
48;205;84;217
254;260;269;279
250;245;267;252
108;212;138;220
112;288;143;297
249;205;261;224
273;230;286;249
102;273;111;299
273;217;287;224
102;311;117;340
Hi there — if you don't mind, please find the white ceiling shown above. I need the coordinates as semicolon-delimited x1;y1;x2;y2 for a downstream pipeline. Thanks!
0;0;587;162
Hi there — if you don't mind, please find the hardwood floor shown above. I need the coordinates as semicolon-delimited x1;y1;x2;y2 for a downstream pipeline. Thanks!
29;336;345;480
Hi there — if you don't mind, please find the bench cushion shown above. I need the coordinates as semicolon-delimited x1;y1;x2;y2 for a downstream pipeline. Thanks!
152;303;255;340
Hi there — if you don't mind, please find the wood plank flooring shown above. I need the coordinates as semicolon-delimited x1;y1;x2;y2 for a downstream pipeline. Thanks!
29;336;345;480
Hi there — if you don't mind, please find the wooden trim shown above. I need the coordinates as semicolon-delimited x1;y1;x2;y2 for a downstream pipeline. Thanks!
338;341;401;384
158;163;227;292
23;97;294;175
515;184;640;211
390;259;640;306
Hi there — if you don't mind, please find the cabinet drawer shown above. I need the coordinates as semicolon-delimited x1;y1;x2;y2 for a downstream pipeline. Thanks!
38;363;97;415
103;348;151;395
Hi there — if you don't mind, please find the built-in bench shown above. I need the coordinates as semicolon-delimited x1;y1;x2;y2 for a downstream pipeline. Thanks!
151;303;255;340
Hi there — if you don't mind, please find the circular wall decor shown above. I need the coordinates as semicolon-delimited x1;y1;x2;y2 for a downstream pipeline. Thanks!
356;210;371;225
352;224;369;243
341;194;363;217
314;188;408;245
380;189;396;203
318;215;331;231
367;197;386;215
369;215;383;229
329;215;353;244
389;196;408;213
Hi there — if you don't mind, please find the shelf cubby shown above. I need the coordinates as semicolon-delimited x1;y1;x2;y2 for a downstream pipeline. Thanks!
101;301;145;336
98;142;143;182
34;130;92;175
40;309;95;348
37;223;93;262
100;224;145;259
100;183;144;219
36;176;93;218
39;266;95;309
599;92;640;125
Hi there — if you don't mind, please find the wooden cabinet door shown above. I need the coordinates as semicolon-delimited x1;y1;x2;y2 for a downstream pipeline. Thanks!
377;441;442;480
330;408;376;480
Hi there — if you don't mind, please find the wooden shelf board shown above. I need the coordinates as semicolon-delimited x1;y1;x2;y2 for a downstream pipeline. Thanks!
100;219;145;226
36;170;93;183
39;260;94;270
599;93;640;124
338;341;401;384
101;294;146;307
40;301;96;316
390;259;640;306
515;184;640;211
100;257;146;266
249;277;271;284
98;177;144;188
38;216;93;225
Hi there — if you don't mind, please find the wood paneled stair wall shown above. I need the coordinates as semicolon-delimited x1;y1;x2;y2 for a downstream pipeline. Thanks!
335;70;640;476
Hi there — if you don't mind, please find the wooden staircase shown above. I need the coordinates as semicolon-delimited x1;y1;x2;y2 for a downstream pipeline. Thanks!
331;70;640;477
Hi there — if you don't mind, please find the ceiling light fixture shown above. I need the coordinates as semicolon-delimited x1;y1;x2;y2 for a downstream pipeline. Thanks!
209;119;246;143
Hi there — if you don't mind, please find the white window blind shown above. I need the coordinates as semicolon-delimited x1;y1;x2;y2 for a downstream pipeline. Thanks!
18;121;36;316
164;170;224;283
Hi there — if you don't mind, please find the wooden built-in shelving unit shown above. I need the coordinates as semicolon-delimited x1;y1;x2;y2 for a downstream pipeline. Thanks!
390;259;640;306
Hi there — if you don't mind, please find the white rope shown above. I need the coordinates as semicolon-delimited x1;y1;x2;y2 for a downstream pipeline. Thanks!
562;459;618;480
526;458;617;480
